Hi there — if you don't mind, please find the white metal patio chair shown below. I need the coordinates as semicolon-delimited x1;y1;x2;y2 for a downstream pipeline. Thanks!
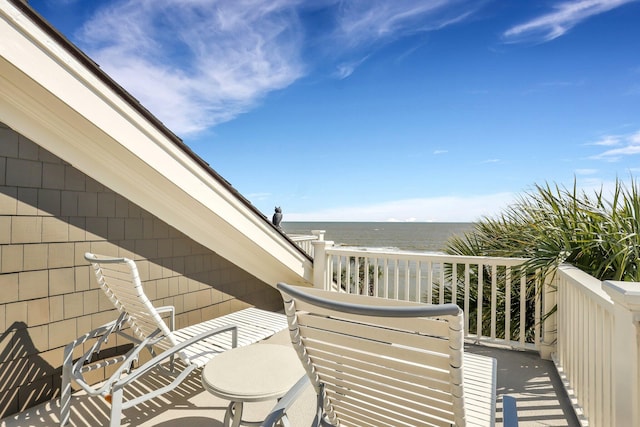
262;283;515;427
60;252;287;427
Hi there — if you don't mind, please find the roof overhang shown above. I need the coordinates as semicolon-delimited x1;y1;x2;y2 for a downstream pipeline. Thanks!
0;0;313;287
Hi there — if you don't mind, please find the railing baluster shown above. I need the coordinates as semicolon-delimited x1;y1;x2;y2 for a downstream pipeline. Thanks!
588;298;596;421
505;267;511;342
416;260;422;303
451;263;458;306
393;258;399;300
464;263;470;337
404;259;410;301
373;257;379;297
426;261;433;304
534;270;541;347
520;272;526;347
337;256;343;292
345;256;351;294
603;305;612;425
383;258;389;299
439;261;445;305
491;263;497;340
363;256;369;296
477;264;483;340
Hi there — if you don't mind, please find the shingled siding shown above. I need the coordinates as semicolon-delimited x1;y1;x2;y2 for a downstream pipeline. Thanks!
0;122;282;418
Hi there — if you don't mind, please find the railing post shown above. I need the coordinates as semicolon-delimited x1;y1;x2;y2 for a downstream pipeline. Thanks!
539;273;557;360
311;231;333;290
311;230;325;242
603;280;640;426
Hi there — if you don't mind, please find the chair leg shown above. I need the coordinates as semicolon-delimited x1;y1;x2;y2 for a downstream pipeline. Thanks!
109;388;124;427
60;345;73;426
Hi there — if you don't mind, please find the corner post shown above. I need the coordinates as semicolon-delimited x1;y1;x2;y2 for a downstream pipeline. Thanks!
311;231;333;290
603;280;640;426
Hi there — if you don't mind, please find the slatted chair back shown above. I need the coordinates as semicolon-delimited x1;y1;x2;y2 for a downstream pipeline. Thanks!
278;283;466;427
85;253;180;355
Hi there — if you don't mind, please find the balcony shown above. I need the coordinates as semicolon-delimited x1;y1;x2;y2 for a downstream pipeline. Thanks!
0;330;578;426
4;233;637;426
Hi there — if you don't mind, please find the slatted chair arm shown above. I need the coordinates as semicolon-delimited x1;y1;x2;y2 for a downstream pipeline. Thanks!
112;324;239;388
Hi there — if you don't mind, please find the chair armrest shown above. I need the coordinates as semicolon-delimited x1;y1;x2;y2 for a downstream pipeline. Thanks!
156;305;176;331
502;395;519;427
113;324;238;386
261;375;311;427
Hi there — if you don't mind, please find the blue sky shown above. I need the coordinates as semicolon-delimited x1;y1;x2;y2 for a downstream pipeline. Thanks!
30;0;640;222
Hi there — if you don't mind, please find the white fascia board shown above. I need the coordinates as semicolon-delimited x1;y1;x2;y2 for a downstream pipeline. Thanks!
0;1;312;286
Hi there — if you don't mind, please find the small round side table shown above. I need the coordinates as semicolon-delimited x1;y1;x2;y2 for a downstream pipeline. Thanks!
201;344;306;427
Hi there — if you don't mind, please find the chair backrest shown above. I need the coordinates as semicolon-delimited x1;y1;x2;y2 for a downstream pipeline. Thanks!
277;283;466;427
85;253;178;353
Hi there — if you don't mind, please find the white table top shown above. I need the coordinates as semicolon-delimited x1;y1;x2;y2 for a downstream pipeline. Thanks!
201;344;306;402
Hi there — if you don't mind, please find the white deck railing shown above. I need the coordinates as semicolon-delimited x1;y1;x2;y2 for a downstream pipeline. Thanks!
554;265;614;426
313;241;543;351
553;266;640;427
288;230;323;258
307;232;640;426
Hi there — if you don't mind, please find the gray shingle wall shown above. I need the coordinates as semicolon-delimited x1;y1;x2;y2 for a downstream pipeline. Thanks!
0;122;281;417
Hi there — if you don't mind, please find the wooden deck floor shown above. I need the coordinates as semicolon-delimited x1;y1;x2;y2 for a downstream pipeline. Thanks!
1;331;580;427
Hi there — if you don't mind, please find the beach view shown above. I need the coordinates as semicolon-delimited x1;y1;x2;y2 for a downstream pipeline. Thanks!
283;221;475;252
2;1;640;426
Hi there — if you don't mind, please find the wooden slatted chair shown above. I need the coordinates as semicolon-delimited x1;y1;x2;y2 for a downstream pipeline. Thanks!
60;252;287;427
262;283;502;427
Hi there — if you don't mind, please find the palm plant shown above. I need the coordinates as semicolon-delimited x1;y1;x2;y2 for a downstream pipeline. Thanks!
442;178;640;341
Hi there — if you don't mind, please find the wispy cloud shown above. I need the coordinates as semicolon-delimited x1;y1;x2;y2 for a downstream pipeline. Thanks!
588;134;623;146
590;130;640;160
325;1;480;81
334;0;479;48
433;149;448;155
74;0;481;136
503;0;636;43
78;0;306;135
334;55;370;79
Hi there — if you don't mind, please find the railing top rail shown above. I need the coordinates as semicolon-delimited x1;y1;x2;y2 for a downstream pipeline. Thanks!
288;234;319;242
325;245;529;267
558;264;613;309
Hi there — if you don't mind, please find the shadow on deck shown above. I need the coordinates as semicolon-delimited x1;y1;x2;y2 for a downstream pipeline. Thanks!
1;331;580;427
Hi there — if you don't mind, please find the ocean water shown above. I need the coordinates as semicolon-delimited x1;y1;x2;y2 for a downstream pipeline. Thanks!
281;222;475;253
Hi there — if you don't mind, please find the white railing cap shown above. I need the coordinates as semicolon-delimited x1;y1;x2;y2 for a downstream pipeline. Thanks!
603;280;640;311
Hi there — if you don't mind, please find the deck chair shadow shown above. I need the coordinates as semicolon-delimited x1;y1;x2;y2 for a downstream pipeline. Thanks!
262;283;518;427
60;252;287;427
